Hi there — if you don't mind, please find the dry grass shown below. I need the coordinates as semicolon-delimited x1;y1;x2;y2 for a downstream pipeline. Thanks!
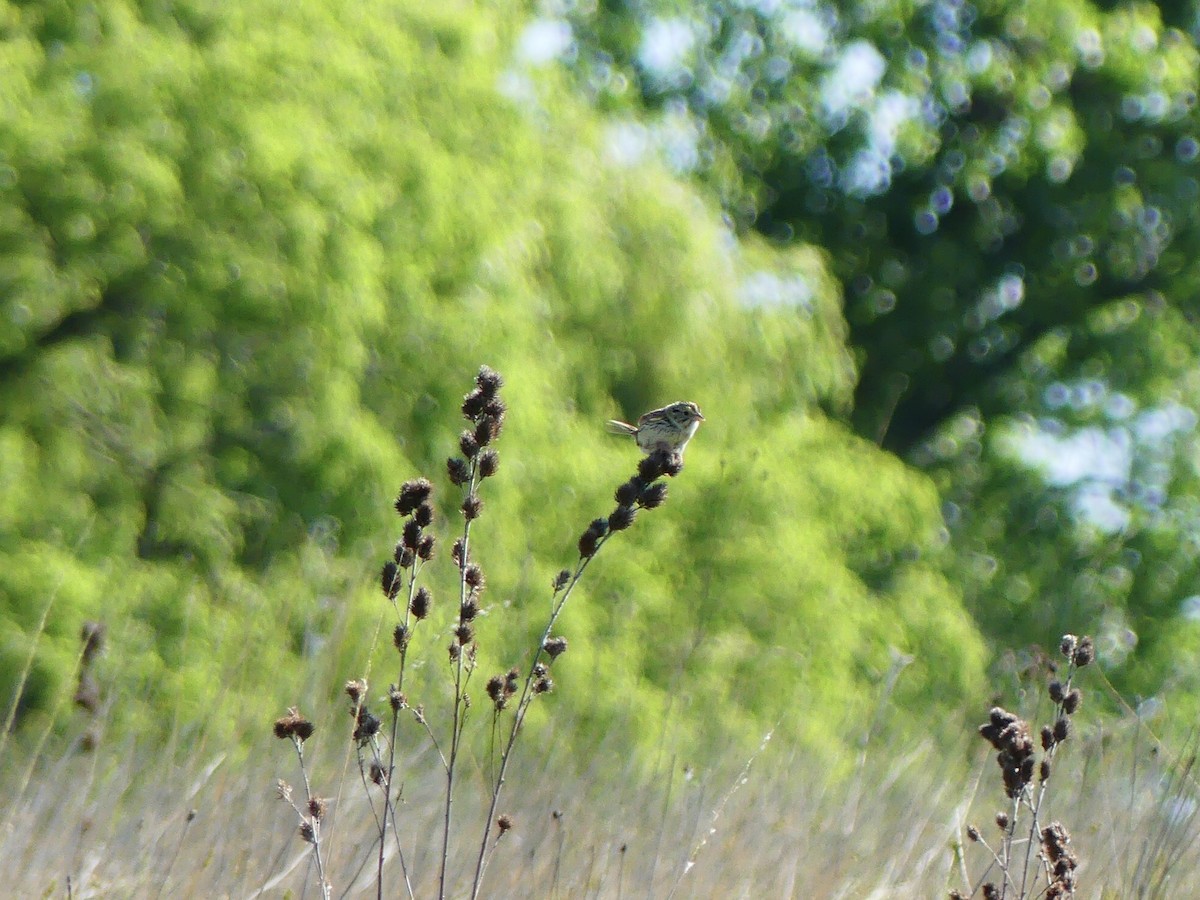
3;706;1200;898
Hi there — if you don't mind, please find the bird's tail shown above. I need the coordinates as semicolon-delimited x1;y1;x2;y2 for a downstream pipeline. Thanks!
606;419;638;436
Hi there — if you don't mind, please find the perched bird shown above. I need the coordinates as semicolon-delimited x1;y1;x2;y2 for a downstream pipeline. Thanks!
607;401;705;457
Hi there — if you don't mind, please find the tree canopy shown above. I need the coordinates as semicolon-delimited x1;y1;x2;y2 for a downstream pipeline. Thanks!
0;0;986;759
558;0;1200;701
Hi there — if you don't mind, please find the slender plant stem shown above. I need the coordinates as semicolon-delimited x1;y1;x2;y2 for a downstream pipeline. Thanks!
152;810;195;900
379;559;420;900
357;746;388;844
1018;663;1075;899
293;738;331;900
469;539;607;900
385;797;416;899
665;727;775;900
999;794;1020;899
440;464;479;899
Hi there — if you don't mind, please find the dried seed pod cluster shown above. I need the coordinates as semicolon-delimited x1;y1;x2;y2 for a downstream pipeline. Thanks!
962;634;1093;899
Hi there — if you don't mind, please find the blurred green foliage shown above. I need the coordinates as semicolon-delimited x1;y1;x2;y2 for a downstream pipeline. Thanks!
557;0;1200;707
0;0;985;760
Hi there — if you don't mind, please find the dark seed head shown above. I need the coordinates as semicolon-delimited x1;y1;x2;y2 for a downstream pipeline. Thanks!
414;503;434;527
1073;636;1095;667
474;417;496;447
1042;822;1072;862
615;479;641;506
544;636;568;659
1018;757;1035;792
462;494;483;520
393;624;409;651
978;707;1021;750
353;709;381;743
381;561;400;599
482;397;506;422
460;430;480;458
478;448;499;478
640;450;683;479
608;505;636;531
476;365;504;398
1041;724;1055;751
578;528;601;558
417;534;436;560
464;564;485;589
639;481;668;508
486;675;505;703
273;709;315;742
395;478;433;516
402;519;422;550
411;586;431;619
455;623;474;645
447;457;471;486
1053;716;1071;743
345;679;368;704
638;453;667;481
462;389;486;419
1063;688;1082;715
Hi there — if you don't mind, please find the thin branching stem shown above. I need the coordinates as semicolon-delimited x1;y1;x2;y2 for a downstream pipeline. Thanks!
999;794;1020;898
469;538;607;899
1018;662;1076;898
969;834;1007;897
665;726;775;900
440;462;480;900
291;737;331;900
378;558;421;900
416;709;449;771
356;746;388;848
152;810;195;900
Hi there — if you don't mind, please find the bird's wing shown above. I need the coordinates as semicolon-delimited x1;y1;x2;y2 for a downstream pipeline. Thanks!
605;420;638;436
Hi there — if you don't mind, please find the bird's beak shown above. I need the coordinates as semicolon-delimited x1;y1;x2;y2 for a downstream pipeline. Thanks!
698;412;706;421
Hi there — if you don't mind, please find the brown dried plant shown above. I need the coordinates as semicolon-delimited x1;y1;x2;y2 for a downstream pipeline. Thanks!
953;634;1094;899
271;367;692;899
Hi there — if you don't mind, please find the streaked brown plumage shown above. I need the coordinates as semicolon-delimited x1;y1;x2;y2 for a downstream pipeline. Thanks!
606;401;705;457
